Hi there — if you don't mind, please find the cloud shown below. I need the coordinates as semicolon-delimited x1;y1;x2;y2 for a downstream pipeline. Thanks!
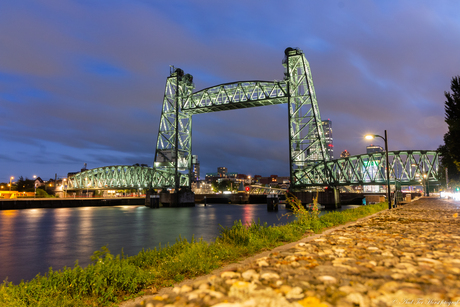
0;0;458;180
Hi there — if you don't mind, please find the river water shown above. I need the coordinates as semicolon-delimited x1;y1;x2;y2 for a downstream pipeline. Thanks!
0;203;359;284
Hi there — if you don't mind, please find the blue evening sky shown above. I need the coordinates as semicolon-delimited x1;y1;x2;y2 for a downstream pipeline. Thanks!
1;0;459;181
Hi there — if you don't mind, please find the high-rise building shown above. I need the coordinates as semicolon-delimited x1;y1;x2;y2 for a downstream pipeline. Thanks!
307;119;334;165
340;150;350;158
217;167;228;178
322;120;333;159
366;144;384;154
364;144;384;193
192;155;200;181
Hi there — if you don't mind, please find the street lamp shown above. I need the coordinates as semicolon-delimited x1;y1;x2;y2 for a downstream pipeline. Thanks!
33;175;37;198
423;173;430;196
9;176;14;191
63;178;67;198
365;130;391;210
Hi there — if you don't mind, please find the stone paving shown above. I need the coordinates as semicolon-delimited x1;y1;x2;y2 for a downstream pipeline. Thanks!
134;198;460;307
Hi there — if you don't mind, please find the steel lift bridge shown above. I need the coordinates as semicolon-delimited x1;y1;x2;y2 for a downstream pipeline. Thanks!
68;48;440;191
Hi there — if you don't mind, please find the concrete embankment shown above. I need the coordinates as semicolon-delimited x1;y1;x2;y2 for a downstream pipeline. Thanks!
0;197;145;210
130;197;460;307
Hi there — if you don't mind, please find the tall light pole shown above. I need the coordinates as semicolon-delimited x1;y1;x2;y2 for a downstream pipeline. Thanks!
63;178;67;198
423;173;430;196
9;176;14;191
33;175;37;198
365;130;391;210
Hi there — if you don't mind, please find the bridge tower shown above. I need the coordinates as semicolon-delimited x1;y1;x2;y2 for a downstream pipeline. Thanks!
283;48;330;188
154;67;195;191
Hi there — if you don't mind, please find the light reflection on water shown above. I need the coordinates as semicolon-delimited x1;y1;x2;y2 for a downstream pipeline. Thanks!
0;203;357;284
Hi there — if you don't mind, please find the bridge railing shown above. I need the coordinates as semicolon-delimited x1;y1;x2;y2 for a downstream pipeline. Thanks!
294;150;440;187
67;165;181;190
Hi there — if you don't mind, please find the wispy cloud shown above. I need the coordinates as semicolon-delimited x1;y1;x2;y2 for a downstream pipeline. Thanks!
0;0;457;179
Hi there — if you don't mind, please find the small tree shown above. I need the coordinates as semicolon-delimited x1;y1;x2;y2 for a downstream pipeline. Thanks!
438;75;460;184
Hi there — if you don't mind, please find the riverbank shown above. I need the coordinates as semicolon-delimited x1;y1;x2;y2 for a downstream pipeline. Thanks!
133;197;460;307
0;200;387;306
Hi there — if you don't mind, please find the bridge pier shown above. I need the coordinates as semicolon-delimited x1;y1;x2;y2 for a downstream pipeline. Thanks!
159;190;195;207
145;190;160;208
290;189;342;210
266;194;279;211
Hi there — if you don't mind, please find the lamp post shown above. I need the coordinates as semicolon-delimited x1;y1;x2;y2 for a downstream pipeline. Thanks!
9;176;14;191
365;130;391;210
423;173;430;196
63;178;67;198
33;175;37;198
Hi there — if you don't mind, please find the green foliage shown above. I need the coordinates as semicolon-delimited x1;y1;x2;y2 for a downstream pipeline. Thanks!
35;189;54;198
211;180;234;193
0;197;387;306
438;75;460;183
284;192;320;230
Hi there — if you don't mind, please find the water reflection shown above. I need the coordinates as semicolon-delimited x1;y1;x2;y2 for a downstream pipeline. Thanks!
0;203;297;284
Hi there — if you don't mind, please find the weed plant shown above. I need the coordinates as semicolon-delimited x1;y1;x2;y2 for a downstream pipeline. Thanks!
0;198;387;306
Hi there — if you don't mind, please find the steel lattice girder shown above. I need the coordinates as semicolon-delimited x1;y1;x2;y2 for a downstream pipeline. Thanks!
283;48;329;188
69;48;440;190
293;150;440;187
182;81;288;114
154;69;194;189
153;49;329;190
66;165;187;190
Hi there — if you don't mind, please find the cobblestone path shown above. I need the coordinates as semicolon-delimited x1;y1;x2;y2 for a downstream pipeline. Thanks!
136;198;460;307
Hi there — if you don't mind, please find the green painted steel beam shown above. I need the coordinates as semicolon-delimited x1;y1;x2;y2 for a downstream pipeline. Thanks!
68;48;440;191
182;81;288;114
293;150;440;188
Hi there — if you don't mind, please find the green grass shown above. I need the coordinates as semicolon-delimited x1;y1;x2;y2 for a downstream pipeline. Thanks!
0;200;387;306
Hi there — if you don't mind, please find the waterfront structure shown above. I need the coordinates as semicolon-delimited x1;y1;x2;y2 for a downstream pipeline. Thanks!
68;48;440;191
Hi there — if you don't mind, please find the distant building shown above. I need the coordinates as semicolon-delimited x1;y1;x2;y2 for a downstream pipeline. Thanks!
366;144;384;154
205;173;221;182
308;119;334;163
227;173;238;178
217;167;228;178
192;155;200;181
364;144;384;193
34;177;45;187
340;150;350;158
322;120;333;160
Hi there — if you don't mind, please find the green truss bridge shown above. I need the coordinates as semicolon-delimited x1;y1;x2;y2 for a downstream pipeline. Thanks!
68;48;440;191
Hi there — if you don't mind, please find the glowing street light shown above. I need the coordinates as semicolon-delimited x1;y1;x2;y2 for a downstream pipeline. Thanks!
9;176;14;191
364;130;391;210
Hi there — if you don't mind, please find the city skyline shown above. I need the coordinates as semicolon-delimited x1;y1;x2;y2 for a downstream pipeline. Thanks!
1;1;458;181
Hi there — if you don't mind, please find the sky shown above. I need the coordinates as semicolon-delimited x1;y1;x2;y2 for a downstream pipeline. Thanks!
1;0;459;182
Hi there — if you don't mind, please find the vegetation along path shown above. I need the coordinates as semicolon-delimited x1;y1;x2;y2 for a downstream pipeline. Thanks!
134;198;460;307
